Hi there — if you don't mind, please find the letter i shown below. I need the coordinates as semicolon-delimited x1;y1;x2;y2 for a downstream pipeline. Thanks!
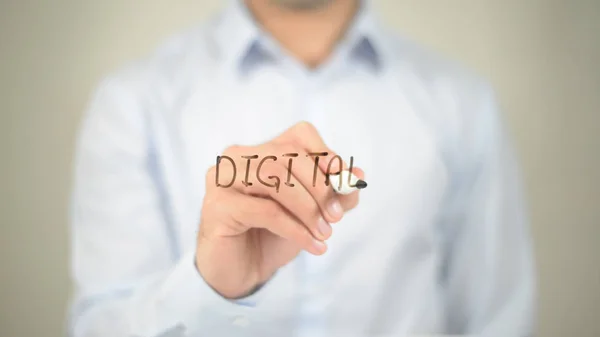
282;153;299;187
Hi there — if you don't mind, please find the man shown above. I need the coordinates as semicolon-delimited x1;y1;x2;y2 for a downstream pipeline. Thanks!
68;0;536;336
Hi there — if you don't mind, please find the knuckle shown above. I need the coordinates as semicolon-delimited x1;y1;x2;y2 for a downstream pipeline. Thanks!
287;222;309;242
278;143;300;155
298;229;315;246
303;204;321;226
259;163;282;179
262;201;282;219
315;180;332;198
296;121;316;133
205;166;217;183
201;193;224;223
223;144;242;155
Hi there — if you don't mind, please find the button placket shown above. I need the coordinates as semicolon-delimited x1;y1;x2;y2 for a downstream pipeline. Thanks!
231;315;250;328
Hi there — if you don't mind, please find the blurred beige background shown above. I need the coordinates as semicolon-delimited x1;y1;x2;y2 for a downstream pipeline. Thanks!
1;0;598;336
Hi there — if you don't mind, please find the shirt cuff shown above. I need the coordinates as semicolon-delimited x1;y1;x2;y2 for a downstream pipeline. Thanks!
152;250;266;334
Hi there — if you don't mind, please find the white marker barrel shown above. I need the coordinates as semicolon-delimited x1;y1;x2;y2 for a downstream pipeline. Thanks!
328;170;367;195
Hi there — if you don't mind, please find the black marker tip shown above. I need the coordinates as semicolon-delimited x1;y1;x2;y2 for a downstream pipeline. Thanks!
356;179;368;189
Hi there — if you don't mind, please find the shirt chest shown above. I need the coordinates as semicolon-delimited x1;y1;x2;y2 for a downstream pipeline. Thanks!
161;69;450;331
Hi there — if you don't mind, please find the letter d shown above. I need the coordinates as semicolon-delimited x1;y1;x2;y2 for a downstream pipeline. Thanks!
215;155;236;188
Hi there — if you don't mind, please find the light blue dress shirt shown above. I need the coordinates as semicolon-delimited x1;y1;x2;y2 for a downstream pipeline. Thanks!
68;1;536;336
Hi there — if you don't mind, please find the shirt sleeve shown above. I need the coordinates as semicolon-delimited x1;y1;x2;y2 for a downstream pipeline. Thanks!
67;74;267;337
439;83;537;335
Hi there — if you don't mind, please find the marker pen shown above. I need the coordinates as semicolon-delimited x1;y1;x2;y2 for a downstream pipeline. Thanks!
328;170;367;195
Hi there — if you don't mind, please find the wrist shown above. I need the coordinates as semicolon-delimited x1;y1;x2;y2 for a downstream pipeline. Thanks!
194;243;260;299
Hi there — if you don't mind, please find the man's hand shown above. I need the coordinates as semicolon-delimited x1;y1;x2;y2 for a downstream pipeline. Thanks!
195;121;364;299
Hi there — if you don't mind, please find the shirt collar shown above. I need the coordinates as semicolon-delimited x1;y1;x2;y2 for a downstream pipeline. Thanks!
212;0;386;74
342;0;384;71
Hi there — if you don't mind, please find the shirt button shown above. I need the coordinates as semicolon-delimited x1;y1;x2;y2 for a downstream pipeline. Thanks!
232;315;250;327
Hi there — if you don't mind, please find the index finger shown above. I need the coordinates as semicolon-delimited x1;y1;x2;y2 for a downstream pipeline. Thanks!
276;121;349;175
276;121;365;221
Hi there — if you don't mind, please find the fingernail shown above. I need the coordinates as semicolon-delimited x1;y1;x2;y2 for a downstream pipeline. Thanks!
312;239;327;254
317;217;332;239
328;200;344;221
